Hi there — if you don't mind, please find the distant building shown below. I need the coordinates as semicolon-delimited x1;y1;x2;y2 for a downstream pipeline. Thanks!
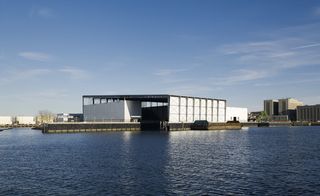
56;113;83;122
226;107;248;122
297;105;320;122
264;99;279;116
0;116;13;125
264;98;303;121
248;111;262;122
14;116;36;125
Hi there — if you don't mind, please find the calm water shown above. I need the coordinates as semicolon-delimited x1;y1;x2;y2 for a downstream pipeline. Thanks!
0;127;320;195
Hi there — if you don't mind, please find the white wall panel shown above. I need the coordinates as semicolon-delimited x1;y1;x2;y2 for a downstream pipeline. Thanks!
213;115;218;122
213;100;218;108
201;107;206;115
187;98;193;106
180;97;187;106
207;107;212;115
187;115;193;122
201;99;206;108
219;100;226;108
169;114;179;122
180;114;187;122
187;107;193;116
207;114;212;122
218;108;225;122
207;100;212;108
213;106;218;122
180;106;187;114
194;107;200;115
169;105;179;114
194;99;200;107
170;96;179;105
207;107;212;122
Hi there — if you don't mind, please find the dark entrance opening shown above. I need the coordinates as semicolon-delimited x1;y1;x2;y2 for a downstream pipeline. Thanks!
141;106;169;131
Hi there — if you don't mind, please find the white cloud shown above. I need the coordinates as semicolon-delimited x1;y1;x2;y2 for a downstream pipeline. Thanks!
214;37;320;85
218;69;271;85
292;42;320;50
59;67;90;79
19;52;52;62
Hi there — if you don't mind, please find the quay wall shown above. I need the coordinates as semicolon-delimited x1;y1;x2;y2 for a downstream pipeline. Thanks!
242;122;292;127
40;122;246;133
41;122;140;133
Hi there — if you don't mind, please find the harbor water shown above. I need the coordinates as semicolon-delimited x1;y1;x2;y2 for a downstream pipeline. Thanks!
0;127;320;195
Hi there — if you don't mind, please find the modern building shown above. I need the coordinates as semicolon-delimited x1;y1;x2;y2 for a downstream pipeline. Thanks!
264;98;303;121
297;105;320;122
0;116;13;125
226;107;248;122
56;113;83;122
264;99;279;116
83;94;226;123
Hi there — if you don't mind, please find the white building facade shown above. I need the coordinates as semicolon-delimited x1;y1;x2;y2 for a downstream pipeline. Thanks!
168;96;226;123
0;116;13;125
15;116;36;125
226;107;248;122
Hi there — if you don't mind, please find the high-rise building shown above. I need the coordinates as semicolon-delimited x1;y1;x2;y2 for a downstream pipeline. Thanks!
264;98;303;121
264;99;279;116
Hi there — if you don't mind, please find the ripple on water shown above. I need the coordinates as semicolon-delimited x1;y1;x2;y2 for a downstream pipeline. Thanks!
0;127;320;195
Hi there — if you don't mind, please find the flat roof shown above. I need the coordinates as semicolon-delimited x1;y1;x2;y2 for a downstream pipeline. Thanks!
83;94;226;102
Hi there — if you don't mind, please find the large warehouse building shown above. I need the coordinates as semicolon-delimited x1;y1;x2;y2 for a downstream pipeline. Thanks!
83;94;226;123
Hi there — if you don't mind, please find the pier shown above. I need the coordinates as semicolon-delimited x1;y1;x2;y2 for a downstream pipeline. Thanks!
39;121;244;133
40;122;140;133
0;124;36;129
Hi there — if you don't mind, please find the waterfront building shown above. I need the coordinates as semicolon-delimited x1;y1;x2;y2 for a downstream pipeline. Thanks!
14;116;36;125
83;94;226;123
226;107;248;122
56;113;83;122
297;105;320;122
264;99;279;116
264;98;303;121
278;98;303;121
0;116;13;125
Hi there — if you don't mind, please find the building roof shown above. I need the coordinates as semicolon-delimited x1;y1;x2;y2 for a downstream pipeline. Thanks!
82;94;226;102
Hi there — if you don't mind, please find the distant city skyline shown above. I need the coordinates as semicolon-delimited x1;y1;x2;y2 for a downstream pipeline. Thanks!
1;0;320;115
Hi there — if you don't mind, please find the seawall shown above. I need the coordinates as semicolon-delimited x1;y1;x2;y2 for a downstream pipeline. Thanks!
40;122;140;133
39;122;245;133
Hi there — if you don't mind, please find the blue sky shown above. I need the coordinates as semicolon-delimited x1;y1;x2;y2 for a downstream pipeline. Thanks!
1;0;320;115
